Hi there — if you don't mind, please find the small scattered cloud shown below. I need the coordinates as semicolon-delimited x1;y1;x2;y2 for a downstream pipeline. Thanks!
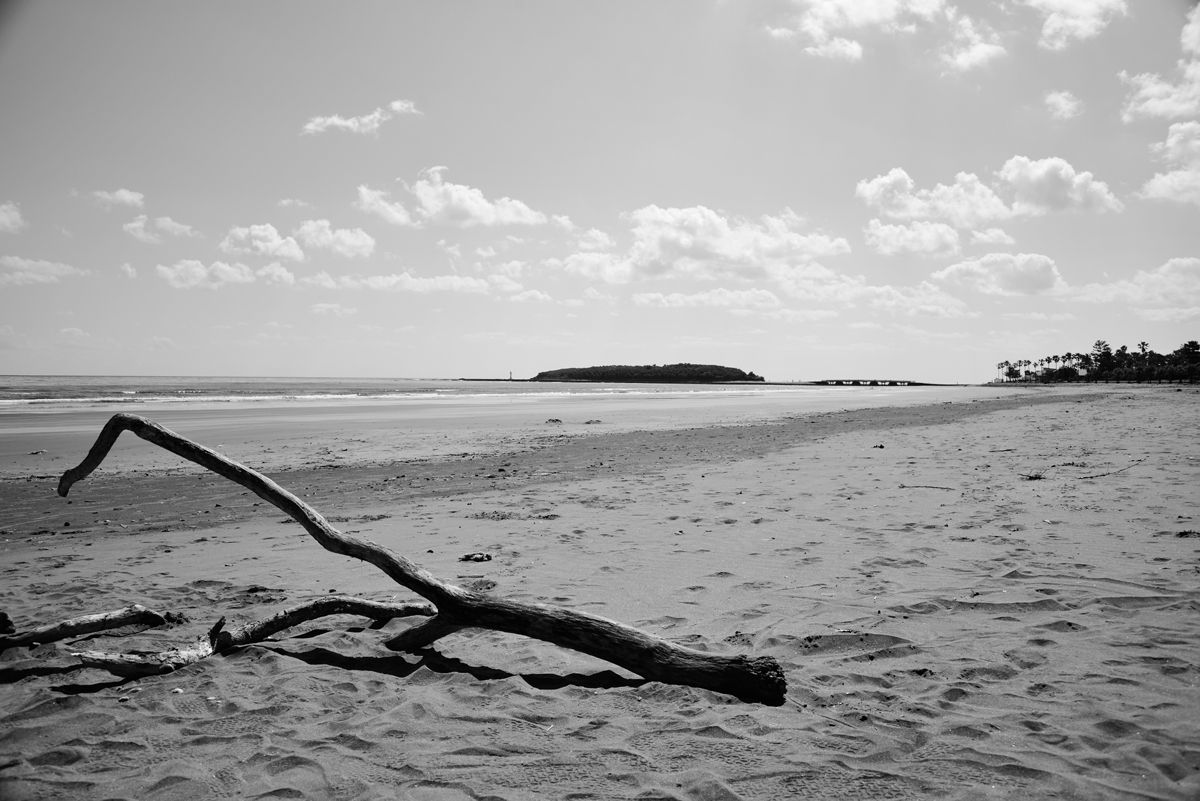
357;172;559;229
302;98;421;135
1120;6;1200;121
0;255;89;286
1023;0;1127;51
303;270;491;293
294;219;375;258
632;287;782;309
124;215;198;244
119;262;136;278
311;302;358;317
92;188;145;209
278;198;313;209
1044;89;1083;119
576;228;616;252
156;260;295;289
773;0;944;60
932;251;1067;295
123;215;161;244
1140;121;1200;206
410;167;550;227
941;9;1005;72
218;223;304;261
805;37;863;61
509;289;553;303
0;201;27;233
864;218;960;256
356;185;416;227
154;216;198;237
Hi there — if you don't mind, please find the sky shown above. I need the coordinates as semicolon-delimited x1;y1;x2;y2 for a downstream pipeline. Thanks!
0;0;1197;384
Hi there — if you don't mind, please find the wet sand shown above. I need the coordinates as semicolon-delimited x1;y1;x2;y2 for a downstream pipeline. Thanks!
2;385;1198;800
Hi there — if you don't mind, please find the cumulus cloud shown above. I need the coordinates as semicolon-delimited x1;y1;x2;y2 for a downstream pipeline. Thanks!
218;223;304;261
294;219;375;258
302;98;421;135
1044;89;1083;119
154;216;198;237
356;185;416;227
1140;121;1200;206
123;215;161;244
356;172;553;229
1074;257;1200;315
997;155;1123;215
932;252;1067;295
0;202;27;233
409;167;549;227
1023;0;1126;50
855;167;1010;228
864;218;960;255
632;288;782;309
857;157;1122;227
303;270;490;293
1120;6;1200;121
156;260;268;289
941;9;1005;72
123;214;199;244
0;255;88;286
92;188;145;209
120;263;137;278
776;0;944;59
622;205;850;281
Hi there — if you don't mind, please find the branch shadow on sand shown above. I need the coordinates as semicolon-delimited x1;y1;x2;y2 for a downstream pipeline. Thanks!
264;643;651;693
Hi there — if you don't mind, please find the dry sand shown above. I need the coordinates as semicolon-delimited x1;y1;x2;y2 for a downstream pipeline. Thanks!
1;385;1198;800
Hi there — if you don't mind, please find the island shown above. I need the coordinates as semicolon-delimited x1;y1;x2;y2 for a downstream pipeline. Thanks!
530;363;764;383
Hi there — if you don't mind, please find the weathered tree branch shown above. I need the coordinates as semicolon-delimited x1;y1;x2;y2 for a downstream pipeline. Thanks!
0;603;175;650
58;413;787;705
71;596;435;678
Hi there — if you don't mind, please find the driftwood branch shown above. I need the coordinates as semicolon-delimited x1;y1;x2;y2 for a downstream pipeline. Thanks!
71;597;435;678
0;604;176;650
58;413;787;705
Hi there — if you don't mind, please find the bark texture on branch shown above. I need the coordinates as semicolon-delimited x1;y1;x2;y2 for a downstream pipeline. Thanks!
0;604;174;650
58;413;787;705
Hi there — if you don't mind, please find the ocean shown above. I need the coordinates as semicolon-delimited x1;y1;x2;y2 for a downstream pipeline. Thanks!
0;375;845;409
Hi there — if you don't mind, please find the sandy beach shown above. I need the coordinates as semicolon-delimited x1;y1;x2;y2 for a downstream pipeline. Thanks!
1;385;1198;800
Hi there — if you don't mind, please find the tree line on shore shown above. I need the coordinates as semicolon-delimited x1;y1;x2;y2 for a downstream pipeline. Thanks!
996;339;1199;383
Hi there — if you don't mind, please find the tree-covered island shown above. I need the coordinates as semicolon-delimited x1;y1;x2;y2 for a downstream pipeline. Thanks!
531;363;764;383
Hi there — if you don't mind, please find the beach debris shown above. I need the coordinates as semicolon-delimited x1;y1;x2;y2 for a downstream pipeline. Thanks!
53;412;787;705
0;603;178;651
544;418;563;424
459;552;493;562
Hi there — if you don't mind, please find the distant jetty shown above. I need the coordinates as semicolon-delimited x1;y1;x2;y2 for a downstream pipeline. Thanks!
530;364;764;383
